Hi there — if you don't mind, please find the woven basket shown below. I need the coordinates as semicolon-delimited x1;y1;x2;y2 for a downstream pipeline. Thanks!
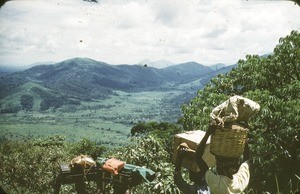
210;123;248;158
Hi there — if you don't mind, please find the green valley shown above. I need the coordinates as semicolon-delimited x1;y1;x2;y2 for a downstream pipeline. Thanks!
0;90;186;147
0;58;229;145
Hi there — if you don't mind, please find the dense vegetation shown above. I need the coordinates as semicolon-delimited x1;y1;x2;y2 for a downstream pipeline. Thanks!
0;125;180;194
181;30;300;193
0;56;234;113
0;30;299;193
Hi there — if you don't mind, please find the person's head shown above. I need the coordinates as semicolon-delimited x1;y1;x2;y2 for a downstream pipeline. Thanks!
216;157;239;179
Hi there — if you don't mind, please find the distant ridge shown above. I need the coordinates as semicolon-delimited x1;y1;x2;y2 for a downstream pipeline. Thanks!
139;59;174;68
0;57;235;112
160;61;213;84
209;63;226;70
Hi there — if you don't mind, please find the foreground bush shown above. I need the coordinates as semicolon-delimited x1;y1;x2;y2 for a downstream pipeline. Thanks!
109;135;181;194
180;30;300;193
0;136;106;194
0;136;68;193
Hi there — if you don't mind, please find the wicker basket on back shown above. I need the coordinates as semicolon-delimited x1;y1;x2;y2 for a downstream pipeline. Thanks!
210;123;248;158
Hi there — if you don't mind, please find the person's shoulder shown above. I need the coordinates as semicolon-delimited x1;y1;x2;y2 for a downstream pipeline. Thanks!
205;168;220;187
239;161;249;170
236;162;250;179
205;167;219;179
205;168;214;177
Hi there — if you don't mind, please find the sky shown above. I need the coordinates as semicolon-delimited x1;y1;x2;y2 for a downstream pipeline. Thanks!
0;0;299;68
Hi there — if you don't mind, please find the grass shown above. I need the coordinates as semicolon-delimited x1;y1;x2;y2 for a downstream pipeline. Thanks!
0;90;184;148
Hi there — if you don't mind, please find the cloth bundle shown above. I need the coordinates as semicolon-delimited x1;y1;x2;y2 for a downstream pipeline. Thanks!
97;157;126;175
70;154;96;169
210;95;260;124
96;157;156;183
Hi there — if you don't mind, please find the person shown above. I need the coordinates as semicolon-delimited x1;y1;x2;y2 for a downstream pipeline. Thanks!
174;95;256;193
174;142;210;194
195;124;250;194
210;95;260;128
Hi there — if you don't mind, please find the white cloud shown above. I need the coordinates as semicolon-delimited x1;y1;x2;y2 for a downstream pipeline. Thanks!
0;0;299;67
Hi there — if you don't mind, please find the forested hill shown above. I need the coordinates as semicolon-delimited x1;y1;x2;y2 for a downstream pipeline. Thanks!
0;58;235;112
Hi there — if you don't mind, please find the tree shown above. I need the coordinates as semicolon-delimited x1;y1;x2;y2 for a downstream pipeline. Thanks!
111;135;181;194
0;136;68;193
0;136;107;194
180;30;300;193
69;138;106;160
20;94;34;112
131;121;183;159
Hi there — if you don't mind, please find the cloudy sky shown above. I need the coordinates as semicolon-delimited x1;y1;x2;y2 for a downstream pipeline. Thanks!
0;0;299;68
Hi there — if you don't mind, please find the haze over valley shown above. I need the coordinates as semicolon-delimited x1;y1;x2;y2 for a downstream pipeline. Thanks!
0;57;234;146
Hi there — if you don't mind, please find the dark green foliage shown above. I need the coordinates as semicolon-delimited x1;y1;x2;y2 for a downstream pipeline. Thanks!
0;105;21;113
31;87;65;111
111;135;181;194
20;94;34;111
180;30;300;193
131;121;183;138
68;138;107;160
131;121;183;159
0;136;68;194
31;86;82;111
0;136;107;194
0;73;26;99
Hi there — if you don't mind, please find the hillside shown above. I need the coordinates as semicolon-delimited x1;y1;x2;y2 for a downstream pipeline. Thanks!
159;61;214;84
0;57;235;112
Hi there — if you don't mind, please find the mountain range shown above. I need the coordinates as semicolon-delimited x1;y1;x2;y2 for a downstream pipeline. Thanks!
0;57;235;112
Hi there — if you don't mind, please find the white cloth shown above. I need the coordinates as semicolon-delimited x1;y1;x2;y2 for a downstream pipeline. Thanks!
205;162;250;194
210;95;260;123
